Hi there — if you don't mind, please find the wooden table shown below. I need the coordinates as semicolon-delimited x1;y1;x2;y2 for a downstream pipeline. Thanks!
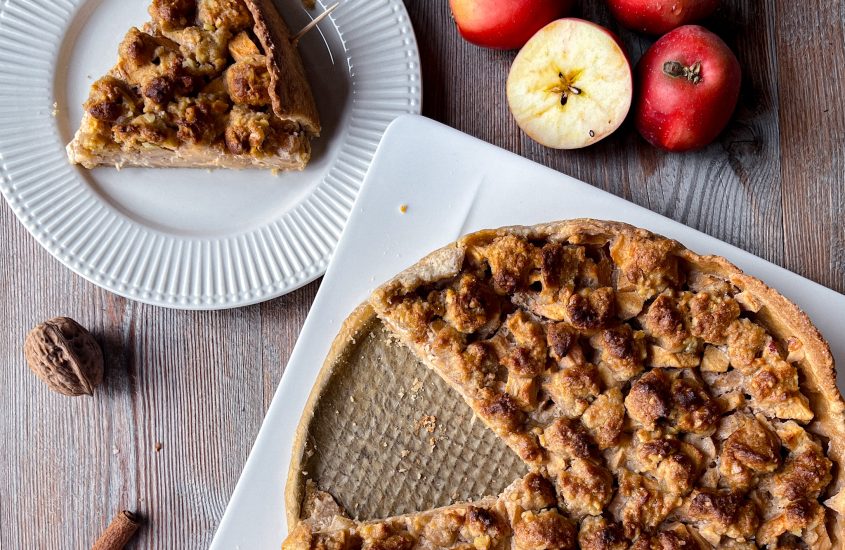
2;1;843;548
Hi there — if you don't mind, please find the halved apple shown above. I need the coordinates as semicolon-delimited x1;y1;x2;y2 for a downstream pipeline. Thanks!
506;19;633;149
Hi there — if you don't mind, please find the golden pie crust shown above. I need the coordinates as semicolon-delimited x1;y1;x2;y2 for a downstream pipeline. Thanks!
285;219;845;550
67;0;319;170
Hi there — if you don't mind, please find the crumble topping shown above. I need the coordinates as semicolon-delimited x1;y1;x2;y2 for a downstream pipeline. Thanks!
363;228;837;549
74;0;307;165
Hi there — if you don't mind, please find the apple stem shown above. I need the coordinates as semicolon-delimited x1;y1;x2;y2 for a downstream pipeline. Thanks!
663;60;702;84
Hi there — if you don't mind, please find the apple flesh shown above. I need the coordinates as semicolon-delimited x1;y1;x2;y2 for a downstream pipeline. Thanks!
507;18;633;149
449;0;572;50
607;0;719;35
635;25;740;152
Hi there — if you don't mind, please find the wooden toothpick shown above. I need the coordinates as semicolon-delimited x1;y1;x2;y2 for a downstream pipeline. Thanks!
292;2;340;46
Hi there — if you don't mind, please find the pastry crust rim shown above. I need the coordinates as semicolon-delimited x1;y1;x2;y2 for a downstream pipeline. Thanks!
285;303;378;528
245;0;321;136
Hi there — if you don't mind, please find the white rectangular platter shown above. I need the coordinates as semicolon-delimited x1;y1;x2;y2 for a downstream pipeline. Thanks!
211;115;845;549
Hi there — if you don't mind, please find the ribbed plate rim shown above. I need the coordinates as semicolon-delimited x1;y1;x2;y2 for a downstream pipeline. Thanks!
0;0;422;310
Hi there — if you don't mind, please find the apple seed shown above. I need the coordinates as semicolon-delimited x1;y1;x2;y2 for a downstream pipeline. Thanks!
552;72;582;106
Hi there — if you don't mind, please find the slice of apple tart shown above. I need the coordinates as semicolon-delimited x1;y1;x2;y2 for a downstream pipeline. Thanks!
67;0;319;170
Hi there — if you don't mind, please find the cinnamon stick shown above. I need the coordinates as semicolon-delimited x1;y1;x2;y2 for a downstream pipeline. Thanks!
92;510;141;550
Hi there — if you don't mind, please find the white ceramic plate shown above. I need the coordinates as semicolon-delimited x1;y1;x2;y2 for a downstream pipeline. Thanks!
212;115;845;548
0;0;421;309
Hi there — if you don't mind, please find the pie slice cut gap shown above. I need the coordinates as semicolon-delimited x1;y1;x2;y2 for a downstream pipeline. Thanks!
285;304;527;526
360;219;845;549
67;0;319;170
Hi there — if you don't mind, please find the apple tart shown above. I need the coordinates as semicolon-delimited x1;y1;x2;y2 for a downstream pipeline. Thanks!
67;0;319;170
285;219;845;549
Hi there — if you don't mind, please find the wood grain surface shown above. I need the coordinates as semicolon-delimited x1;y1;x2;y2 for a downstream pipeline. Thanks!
1;1;843;548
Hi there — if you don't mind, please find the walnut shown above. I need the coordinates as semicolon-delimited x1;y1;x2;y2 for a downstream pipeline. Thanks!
117;28;187;110
84;76;138;123
164;26;230;76
113;113;175;148
24;317;103;396
169;93;229;144
225;104;273;154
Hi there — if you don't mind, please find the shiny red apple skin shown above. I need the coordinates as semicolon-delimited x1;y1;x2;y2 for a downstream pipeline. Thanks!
449;0;573;50
634;25;741;152
607;0;719;35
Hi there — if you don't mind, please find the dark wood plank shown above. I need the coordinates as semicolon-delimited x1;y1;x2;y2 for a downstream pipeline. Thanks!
776;0;845;293
0;195;320;548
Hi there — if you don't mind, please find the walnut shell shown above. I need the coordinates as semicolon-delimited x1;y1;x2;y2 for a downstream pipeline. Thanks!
24;317;104;396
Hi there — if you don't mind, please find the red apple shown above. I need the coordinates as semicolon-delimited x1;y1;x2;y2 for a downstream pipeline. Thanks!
449;0;573;50
507;19;633;149
635;25;740;152
607;0;719;35
607;0;719;34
